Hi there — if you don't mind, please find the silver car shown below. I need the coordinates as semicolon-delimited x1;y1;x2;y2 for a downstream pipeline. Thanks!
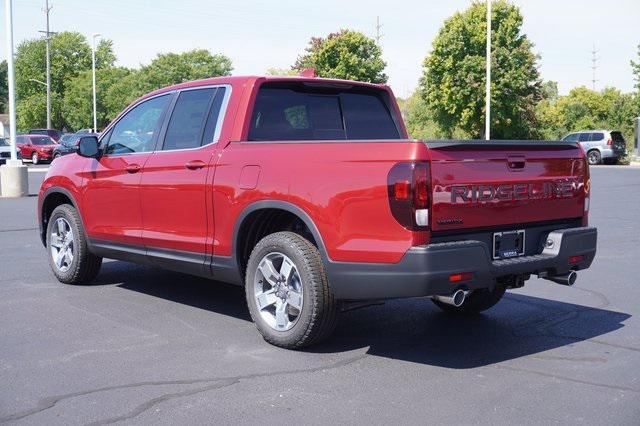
562;130;627;165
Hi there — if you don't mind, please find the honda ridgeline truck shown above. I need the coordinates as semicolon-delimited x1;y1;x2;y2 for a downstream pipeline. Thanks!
38;76;597;348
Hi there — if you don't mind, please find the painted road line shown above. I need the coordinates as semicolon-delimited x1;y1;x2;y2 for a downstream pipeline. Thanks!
27;168;49;173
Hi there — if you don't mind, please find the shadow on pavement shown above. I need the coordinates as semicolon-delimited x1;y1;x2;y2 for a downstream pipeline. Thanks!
98;260;631;369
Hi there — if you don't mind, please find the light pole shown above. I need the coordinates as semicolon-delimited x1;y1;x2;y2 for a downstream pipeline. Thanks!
485;0;491;140
91;33;101;133
38;0;54;129
1;0;29;197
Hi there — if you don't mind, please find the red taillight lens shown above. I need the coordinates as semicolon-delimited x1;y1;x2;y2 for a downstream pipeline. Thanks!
607;138;613;146
568;255;584;264
449;272;473;283
387;162;430;230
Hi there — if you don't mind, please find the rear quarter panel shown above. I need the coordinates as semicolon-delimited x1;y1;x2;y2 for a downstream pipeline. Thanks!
213;141;429;263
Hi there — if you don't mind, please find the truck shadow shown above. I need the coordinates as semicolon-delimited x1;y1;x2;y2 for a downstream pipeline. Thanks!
99;261;631;369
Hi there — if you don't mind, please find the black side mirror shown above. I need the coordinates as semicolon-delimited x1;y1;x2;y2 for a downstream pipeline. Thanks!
78;136;100;158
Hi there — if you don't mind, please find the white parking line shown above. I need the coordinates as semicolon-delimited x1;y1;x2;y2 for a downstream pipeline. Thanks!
27;168;49;173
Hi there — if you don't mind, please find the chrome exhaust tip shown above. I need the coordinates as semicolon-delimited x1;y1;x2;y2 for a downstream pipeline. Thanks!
433;289;468;307
544;271;577;286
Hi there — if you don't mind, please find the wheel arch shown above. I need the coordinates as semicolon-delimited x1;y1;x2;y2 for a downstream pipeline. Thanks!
232;200;329;280
39;187;82;247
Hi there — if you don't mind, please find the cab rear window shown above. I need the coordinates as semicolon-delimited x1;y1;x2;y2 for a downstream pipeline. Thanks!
248;83;401;141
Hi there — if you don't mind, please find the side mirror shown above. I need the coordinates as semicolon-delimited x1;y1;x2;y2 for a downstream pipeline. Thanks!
78;136;100;158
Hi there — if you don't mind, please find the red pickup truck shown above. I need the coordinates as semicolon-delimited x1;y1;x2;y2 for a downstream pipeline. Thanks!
38;75;597;348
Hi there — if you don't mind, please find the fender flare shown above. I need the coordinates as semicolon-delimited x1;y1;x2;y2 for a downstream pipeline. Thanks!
39;187;82;247
232;200;330;262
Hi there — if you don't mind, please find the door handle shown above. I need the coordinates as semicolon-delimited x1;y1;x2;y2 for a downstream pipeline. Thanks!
126;164;141;174
185;160;206;170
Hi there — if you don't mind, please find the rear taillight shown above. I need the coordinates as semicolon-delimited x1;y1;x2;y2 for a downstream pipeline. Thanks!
607;138;613;146
387;162;430;230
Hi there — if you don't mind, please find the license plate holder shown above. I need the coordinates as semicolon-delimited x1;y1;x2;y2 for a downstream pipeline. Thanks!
493;230;525;259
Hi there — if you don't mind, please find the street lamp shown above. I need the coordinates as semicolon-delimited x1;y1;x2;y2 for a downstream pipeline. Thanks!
1;0;29;197
485;0;491;140
91;33;101;133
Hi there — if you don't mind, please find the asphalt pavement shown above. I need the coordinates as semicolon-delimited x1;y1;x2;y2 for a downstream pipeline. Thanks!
0;166;639;425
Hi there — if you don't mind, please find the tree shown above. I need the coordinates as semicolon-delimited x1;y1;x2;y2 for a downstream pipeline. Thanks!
16;92;64;130
15;32;115;100
0;60;7;113
63;67;132;131
293;30;387;83
104;49;233;115
420;1;541;139
631;43;640;92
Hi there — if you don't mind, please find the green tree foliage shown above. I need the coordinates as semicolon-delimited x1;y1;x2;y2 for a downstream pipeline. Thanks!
0;60;7;113
631;43;640;92
104;49;233;116
16;92;64;130
420;1;541;139
15;32;115;100
63;67;132;131
293;30;387;83
536;87;638;144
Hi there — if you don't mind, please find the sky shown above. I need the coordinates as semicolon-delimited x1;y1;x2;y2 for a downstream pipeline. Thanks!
1;0;639;98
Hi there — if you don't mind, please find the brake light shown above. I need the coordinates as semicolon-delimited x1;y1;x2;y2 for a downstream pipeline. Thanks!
607;138;612;146
387;162;430;230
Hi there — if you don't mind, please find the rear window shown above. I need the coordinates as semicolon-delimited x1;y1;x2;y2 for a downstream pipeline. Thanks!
578;133;590;142
611;131;625;142
248;83;401;141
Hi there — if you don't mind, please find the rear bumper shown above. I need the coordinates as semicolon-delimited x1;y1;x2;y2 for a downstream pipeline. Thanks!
601;147;625;159
326;227;597;300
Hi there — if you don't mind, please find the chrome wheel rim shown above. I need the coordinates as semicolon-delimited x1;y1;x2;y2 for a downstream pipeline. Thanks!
253;252;303;332
50;218;74;273
32;153;38;164
588;152;598;165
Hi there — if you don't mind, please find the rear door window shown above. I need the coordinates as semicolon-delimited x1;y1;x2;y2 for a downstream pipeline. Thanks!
162;88;216;150
578;133;590;142
248;83;401;141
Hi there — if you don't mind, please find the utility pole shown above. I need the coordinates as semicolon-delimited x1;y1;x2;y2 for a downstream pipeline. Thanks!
91;33;102;133
38;0;55;130
375;16;384;46
590;44;599;91
485;0;491;140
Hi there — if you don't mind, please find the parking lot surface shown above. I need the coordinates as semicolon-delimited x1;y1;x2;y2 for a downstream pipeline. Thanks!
1;166;639;425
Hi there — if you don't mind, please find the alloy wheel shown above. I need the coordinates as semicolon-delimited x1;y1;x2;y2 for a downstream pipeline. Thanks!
253;252;304;332
50;218;75;273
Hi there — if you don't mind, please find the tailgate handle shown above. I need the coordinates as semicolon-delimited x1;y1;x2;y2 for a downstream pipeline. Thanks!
507;156;526;170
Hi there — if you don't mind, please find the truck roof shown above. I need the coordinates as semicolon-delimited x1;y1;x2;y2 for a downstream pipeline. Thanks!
138;75;389;104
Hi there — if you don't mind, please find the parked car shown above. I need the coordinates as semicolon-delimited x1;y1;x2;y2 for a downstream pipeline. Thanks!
562;130;627;165
38;75;597;349
16;134;57;164
28;128;63;143
75;128;94;134
53;133;98;159
0;137;12;164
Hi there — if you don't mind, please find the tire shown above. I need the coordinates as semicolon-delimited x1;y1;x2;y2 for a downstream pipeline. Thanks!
245;231;339;349
432;286;506;315
46;204;102;285
587;150;601;166
32;152;39;165
53;153;61;160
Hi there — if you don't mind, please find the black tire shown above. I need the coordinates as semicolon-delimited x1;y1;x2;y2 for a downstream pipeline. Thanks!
245;231;339;349
46;204;102;285
432;286;506;315
587;150;601;166
53;153;61;160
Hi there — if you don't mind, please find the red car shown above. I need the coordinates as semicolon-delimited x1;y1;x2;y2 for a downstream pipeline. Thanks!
17;134;57;165
38;75;597;348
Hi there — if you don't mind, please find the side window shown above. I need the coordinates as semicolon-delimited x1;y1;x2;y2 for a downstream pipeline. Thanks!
563;133;578;142
578;133;590;142
590;132;604;141
105;94;170;155
163;88;215;150
201;87;227;145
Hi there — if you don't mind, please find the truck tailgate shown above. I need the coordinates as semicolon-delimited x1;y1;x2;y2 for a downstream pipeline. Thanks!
426;141;588;232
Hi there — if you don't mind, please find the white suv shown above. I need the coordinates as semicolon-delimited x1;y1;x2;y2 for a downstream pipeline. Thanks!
562;130;627;165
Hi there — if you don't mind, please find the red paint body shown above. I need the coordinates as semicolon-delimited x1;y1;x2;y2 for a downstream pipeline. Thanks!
39;76;589;268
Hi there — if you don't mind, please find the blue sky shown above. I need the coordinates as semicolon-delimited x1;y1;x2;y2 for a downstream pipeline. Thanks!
1;0;639;97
